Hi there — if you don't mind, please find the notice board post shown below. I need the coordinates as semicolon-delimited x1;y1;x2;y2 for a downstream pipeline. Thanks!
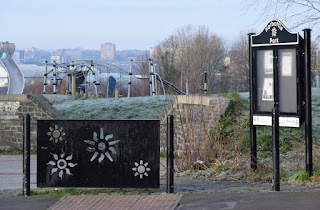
304;28;312;176
249;19;312;189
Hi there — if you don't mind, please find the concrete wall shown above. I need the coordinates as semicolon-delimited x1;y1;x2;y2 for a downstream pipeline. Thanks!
0;94;65;150
160;95;231;156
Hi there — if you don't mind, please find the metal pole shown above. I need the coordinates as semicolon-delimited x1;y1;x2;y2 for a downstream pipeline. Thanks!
203;71;207;94
185;77;189;95
149;59;152;96
23;114;30;196
43;61;48;94
167;114;174;193
128;59;133;97
71;73;76;96
159;74;166;95
67;62;71;95
91;62;98;96
151;63;156;96
304;28;313;176
272;107;280;191
53;61;57;94
154;64;158;95
107;75;110;98
248;33;257;170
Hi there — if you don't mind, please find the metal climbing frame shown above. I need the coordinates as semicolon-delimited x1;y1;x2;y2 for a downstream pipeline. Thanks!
43;60;130;96
44;59;186;97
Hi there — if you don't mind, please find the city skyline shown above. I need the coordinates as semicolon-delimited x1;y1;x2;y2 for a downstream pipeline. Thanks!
1;0;315;51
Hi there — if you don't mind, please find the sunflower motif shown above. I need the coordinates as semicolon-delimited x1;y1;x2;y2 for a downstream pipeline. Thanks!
47;153;77;180
47;125;65;143
132;160;151;179
84;128;120;163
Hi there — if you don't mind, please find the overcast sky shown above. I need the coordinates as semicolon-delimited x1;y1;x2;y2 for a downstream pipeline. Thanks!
0;0;311;51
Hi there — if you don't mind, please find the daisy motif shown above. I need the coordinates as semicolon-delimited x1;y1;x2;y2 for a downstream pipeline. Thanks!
84;128;120;163
47;125;65;143
132;160;151;179
47;153;77;180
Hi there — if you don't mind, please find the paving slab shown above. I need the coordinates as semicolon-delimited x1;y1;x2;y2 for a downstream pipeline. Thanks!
0;155;37;191
50;194;180;210
176;191;320;210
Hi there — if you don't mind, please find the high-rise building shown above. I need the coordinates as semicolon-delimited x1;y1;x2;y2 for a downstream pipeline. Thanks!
100;43;116;61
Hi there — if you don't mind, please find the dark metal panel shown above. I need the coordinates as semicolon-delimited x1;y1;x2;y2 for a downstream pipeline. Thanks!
108;76;116;98
252;19;299;47
37;120;160;188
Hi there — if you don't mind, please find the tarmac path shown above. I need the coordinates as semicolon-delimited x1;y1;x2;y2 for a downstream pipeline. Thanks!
2;155;320;209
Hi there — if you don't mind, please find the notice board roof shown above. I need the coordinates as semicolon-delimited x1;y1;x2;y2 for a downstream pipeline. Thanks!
251;19;299;47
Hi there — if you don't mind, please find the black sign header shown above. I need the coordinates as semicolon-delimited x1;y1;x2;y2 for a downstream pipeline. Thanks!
251;19;299;47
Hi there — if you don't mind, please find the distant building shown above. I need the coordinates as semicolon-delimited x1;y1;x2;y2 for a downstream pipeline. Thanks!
82;50;100;60
23;47;36;63
56;48;82;62
101;43;116;61
13;50;25;64
50;56;62;63
18;64;45;81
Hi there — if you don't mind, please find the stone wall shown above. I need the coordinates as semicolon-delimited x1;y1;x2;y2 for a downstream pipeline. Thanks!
160;95;231;156
0;94;65;150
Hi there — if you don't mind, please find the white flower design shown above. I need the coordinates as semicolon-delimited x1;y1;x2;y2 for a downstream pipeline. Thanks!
47;153;77;180
47;125;65;143
132;160;151;179
271;27;277;37
84;128;120;163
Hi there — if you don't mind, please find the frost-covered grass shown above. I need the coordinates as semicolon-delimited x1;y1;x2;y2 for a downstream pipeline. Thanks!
44;94;174;120
44;94;77;104
312;88;320;137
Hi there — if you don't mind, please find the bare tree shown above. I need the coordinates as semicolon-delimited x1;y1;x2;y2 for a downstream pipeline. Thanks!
132;54;150;76
154;25;226;94
248;0;320;28
227;33;249;92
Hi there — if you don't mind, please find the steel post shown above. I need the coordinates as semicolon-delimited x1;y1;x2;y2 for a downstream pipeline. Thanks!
23;114;30;196
248;33;257;170
43;61;48;94
204;71;207;94
272;107;280;191
149;60;152;96
71;73;76;96
67;62;72;95
53;61;57;94
167;114;174;193
304;28;313;176
128;59;133;97
151;63;156;96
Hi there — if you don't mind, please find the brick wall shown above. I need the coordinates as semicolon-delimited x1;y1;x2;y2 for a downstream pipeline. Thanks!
0;94;65;150
160;95;231;156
